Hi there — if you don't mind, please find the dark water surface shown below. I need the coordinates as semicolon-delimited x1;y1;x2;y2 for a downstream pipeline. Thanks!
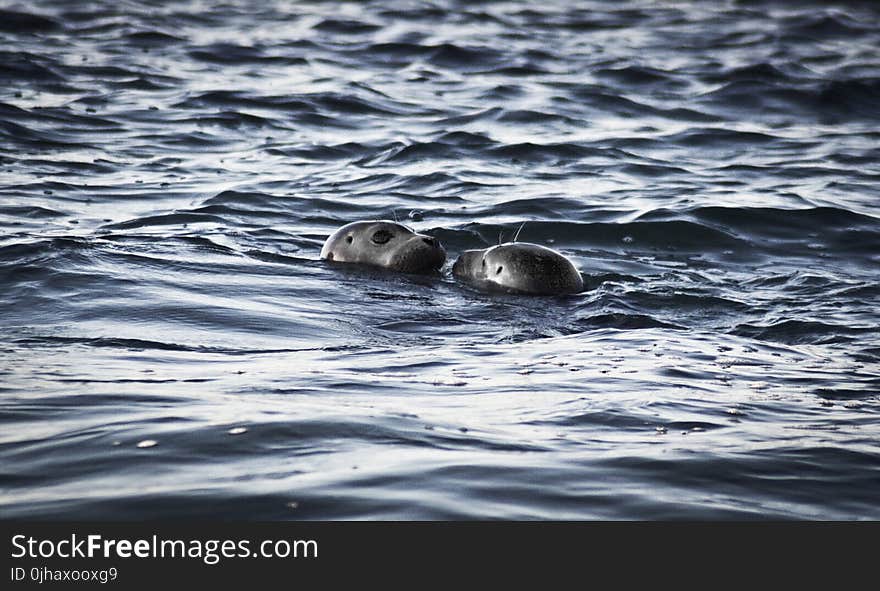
2;0;879;519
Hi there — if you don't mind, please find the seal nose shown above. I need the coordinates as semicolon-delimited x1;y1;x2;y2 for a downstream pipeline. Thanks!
422;236;438;248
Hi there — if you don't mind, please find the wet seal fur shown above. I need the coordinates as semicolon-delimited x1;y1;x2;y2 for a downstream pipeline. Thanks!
453;242;584;295
321;220;446;274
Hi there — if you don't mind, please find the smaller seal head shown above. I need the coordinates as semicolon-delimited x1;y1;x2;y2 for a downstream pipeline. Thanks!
321;220;446;274
453;242;583;295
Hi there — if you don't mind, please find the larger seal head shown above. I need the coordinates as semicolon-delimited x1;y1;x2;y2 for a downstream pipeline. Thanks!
453;242;583;295
321;220;446;274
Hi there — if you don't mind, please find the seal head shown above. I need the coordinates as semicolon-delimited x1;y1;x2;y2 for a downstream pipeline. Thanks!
321;220;446;274
452;242;583;295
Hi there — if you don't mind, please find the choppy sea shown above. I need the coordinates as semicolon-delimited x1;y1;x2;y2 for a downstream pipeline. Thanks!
2;0;879;519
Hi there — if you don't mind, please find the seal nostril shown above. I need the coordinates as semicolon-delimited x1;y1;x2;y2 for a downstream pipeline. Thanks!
496;266;503;274
346;236;353;244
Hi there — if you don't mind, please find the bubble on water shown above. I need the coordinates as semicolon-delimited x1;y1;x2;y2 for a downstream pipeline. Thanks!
408;210;424;221
622;235;634;244
228;427;248;435
655;426;667;434
136;439;157;448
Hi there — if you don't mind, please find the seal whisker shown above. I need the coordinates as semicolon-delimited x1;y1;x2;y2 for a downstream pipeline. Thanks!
513;222;526;243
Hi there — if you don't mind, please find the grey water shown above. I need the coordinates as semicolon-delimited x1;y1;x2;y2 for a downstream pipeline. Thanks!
1;0;879;520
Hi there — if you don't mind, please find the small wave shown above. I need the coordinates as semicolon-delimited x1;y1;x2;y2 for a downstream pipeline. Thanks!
732;320;876;345
594;65;683;88
572;313;685;331
12;335;321;355
188;43;267;64
452;219;748;252
124;31;185;46
0;10;60;33
784;11;876;39
0;51;62;81
490;142;606;162
312;19;381;34
427;43;505;69
104;212;228;231
699;77;880;121
634;206;880;251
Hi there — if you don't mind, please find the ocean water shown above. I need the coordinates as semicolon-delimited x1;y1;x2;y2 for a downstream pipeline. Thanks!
1;0;879;520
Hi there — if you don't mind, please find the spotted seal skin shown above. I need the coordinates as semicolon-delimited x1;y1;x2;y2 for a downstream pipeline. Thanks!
320;220;446;274
452;242;584;295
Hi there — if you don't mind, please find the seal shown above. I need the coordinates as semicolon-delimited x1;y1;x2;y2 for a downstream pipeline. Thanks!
452;242;583;295
320;220;446;274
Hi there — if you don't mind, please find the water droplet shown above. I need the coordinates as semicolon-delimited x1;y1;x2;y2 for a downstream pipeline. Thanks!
136;439;157;448
228;427;248;435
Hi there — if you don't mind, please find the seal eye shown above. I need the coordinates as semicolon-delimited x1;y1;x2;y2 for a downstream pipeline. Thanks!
496;265;503;274
371;229;393;245
346;235;353;244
